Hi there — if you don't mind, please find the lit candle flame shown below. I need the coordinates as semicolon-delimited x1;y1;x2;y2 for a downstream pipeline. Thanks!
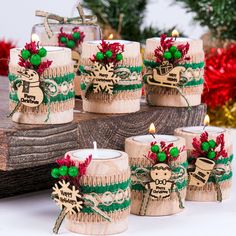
204;114;210;126
108;33;114;40
171;29;179;38
31;33;40;42
149;123;156;134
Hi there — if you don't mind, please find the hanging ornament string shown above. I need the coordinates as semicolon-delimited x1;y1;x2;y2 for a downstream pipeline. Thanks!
36;3;98;39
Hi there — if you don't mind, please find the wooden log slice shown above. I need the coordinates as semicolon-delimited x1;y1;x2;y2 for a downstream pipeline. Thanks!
65;149;130;235
125;135;187;216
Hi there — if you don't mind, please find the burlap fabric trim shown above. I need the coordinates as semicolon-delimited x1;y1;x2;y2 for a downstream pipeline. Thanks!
68;169;131;223
80;169;130;186
145;52;205;64
82;89;142;103
187;179;232;192
80;55;142;67
9;64;74;78
131;188;186;201
67;208;129;223
145;84;203;96
9;99;74;113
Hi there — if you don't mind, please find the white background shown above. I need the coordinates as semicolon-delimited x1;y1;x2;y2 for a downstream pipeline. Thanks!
0;130;235;236
0;0;207;46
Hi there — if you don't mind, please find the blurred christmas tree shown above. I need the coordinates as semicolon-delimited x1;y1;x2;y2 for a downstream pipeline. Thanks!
175;0;236;41
82;0;181;42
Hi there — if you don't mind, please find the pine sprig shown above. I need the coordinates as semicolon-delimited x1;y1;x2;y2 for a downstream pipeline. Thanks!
175;0;236;40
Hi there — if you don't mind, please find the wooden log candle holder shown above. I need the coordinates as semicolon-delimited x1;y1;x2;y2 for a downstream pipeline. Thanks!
0;77;206;198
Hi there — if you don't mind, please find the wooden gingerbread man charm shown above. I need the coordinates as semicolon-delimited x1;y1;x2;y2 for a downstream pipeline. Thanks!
145;163;174;199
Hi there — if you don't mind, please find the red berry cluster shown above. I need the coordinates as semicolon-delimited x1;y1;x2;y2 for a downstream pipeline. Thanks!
191;132;227;161
154;34;190;65
18;41;52;75
147;141;185;165
58;27;85;49
91;40;124;65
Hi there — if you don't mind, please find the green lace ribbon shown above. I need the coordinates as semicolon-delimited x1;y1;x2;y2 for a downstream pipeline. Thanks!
80;178;131;214
9;73;75;105
144;60;204;69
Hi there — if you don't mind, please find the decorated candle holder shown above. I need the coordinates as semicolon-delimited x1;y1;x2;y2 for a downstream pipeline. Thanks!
125;134;187;216
8;42;75;124
79;40;142;114
143;33;204;107
51;148;131;235
32;3;102;96
174;126;233;201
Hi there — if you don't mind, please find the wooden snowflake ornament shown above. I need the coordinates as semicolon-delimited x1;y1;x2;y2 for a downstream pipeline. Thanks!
52;180;83;215
89;62;121;94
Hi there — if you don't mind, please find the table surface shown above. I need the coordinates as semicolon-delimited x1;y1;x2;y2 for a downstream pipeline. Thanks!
0;130;235;236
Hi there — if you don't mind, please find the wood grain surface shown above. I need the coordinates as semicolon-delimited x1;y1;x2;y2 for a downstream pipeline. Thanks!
0;76;206;197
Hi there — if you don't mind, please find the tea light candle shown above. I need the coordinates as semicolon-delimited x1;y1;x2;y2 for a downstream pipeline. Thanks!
174;115;233;202
125;124;187;216
65;147;130;235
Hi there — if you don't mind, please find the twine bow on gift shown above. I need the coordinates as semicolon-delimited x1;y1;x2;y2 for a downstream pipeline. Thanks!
36;3;98;38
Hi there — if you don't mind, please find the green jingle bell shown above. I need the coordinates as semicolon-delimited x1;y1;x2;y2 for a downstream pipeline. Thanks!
157;152;167;162
59;166;68;176
30;54;41;66
207;151;216;159
38;47;47;57
105;50;113;58
68;166;79;177
51;168;60;179
21;49;31;60
170;147;179;157
67;40;76;49
174;50;182;59
116;53;123;61
201;142;210;152
163;51;172;60
151;144;160;153
96;52;104;61
73;32;81;40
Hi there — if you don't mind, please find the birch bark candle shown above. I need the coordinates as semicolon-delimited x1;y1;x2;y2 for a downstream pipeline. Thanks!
64;147;131;235
80;39;142;114
144;31;204;107
8;45;74;124
174;116;233;201
125;124;188;216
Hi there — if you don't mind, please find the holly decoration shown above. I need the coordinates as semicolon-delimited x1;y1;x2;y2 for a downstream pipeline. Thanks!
154;34;190;65
191;132;228;161
147;141;184;164
92;40;124;65
51;154;92;183
58;27;85;49
18;41;52;75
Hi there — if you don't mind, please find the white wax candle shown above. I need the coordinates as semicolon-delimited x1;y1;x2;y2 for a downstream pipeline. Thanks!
153;37;191;42
133;134;178;143
182;126;225;134
71;149;121;161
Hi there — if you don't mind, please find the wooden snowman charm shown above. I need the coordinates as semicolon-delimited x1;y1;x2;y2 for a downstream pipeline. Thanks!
17;69;44;107
145;163;173;199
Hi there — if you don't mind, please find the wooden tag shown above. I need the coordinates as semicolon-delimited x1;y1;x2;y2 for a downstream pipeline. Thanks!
52;180;83;214
17;69;44;107
147;61;186;88
189;157;215;187
88;62;121;94
145;163;173;199
72;50;80;73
